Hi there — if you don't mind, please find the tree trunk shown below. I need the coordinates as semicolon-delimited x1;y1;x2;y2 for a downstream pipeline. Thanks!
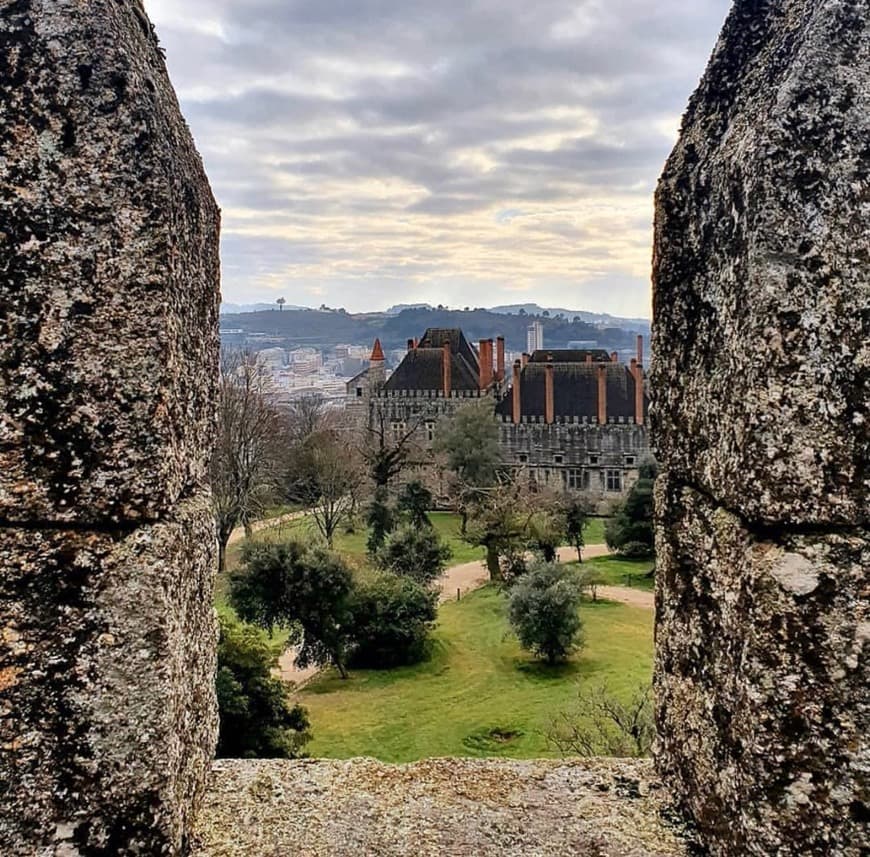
486;544;501;581
217;538;227;574
335;659;349;680
576;544;583;563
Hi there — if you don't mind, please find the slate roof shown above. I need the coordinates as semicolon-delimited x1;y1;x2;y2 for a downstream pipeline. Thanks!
495;361;648;421
528;349;611;363
384;328;480;392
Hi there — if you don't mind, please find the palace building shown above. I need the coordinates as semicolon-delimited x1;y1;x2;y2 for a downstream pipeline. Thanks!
346;327;651;504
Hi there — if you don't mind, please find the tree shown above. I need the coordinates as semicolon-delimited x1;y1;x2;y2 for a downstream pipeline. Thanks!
605;460;657;557
215;614;311;758
378;525;452;587
577;567;607;601
362;393;425;489
508;562;584;664
547;682;654;758
463;474;534;581
230;541;356;679
434;399;502;488
276;297;286;312
211;350;283;572
562;494;590;562
527;494;565;563
306;433;361;548
348;574;438;668
366;486;395;555
397;480;433;529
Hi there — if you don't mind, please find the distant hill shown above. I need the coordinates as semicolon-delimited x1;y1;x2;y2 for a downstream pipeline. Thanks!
220;301;308;314
220;306;648;355
488;304;651;331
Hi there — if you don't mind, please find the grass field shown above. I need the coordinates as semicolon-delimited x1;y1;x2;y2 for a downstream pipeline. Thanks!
572;554;656;591
298;584;653;762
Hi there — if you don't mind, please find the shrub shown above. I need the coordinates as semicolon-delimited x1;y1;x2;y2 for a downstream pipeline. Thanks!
366;487;394;554
348;574;438;668
230;540;356;678
397;480;434;528
508;562;584;664
547;682;654;758
216;614;311;758
605;460;656;556
378;524;452;587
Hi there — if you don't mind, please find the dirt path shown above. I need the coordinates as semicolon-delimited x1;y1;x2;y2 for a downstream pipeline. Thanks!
227;511;306;546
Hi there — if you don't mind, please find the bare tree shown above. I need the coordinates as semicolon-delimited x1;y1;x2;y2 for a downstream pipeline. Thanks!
361;391;426;488
307;431;362;547
285;393;329;443
547;682;654;758
211;350;283;572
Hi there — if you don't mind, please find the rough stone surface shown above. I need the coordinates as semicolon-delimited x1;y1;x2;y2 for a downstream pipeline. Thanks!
0;1;220;853
193;758;694;856
0;494;219;855
0;0;220;525
655;478;868;855
651;0;869;526
652;1;870;854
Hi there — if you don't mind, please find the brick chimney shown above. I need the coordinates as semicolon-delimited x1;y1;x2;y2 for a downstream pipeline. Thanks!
496;336;505;381
442;342;451;396
631;358;644;426
545;363;555;425
597;364;607;425
585;354;592;366
512;360;522;424
479;339;493;389
611;351;619;363
636;334;644;365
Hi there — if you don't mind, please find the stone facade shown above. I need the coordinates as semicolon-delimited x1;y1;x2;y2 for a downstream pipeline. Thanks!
349;329;651;503
651;1;869;854
0;1;221;854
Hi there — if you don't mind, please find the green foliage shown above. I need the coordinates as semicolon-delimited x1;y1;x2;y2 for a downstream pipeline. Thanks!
577;567;607;601
527;504;564;563
508;562;584;664
463;477;531;581
230;541;356;679
348;574;438;669
396;480;433;529
366;486;395;555
434;399;503;488
299;585;653;762
215;614;311;758
562;495;590;560
604;460;657;557
378;524;452;587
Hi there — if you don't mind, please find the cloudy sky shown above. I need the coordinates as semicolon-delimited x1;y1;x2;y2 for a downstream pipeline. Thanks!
144;0;731;317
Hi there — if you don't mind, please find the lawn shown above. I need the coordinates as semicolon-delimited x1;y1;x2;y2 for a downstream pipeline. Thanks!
297;584;653;762
571;554;656;591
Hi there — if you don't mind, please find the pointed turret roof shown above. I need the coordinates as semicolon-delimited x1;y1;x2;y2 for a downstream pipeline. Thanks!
370;338;385;362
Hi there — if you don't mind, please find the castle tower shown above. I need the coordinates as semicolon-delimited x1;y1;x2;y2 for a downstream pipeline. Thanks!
369;338;386;388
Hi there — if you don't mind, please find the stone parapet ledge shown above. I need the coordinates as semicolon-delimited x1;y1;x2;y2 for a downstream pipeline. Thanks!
192;758;692;856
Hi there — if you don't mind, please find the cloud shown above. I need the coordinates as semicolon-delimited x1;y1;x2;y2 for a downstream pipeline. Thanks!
143;0;731;318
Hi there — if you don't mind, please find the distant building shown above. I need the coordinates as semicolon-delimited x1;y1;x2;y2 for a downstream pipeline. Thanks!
346;327;651;506
526;321;544;354
495;343;650;502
